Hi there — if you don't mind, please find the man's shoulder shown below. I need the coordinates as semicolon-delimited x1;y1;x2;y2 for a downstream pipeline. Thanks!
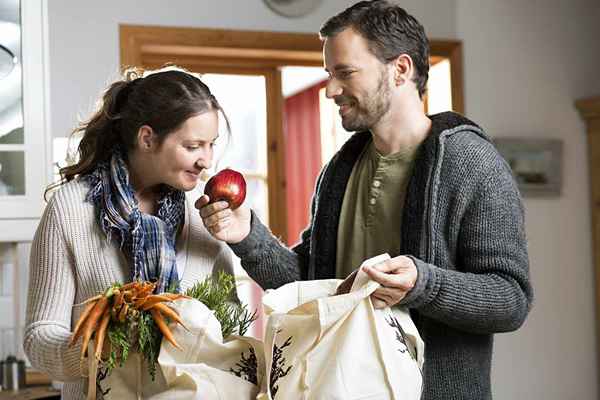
429;111;484;136
427;113;499;167
425;114;513;187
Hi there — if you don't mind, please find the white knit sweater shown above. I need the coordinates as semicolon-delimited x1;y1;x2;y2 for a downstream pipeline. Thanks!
24;179;235;399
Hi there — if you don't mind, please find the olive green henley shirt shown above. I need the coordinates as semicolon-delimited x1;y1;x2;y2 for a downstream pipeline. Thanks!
336;138;418;279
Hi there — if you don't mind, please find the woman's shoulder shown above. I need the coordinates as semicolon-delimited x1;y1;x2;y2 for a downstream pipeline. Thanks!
44;178;93;213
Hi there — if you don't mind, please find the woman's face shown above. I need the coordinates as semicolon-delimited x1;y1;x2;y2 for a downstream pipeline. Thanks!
150;111;219;191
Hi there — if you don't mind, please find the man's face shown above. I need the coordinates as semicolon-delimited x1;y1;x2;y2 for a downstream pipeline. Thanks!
323;28;392;132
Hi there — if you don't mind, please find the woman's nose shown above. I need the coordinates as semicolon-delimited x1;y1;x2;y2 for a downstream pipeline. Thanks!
195;157;211;171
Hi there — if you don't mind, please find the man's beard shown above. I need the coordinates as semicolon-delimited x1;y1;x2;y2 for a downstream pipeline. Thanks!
339;69;392;132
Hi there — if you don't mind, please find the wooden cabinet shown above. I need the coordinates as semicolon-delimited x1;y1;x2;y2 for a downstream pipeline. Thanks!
575;95;600;390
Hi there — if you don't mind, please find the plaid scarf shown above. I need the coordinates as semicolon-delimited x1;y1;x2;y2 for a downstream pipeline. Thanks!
84;151;185;293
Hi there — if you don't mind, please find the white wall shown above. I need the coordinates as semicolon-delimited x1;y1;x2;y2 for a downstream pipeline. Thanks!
43;0;599;398
456;0;600;398
47;0;456;139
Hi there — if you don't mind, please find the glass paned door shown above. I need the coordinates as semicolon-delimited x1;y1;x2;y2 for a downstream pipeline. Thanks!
0;151;24;195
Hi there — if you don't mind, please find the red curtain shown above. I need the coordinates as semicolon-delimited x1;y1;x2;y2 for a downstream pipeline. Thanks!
283;80;326;246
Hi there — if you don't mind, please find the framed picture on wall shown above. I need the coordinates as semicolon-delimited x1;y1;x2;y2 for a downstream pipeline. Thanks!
493;138;563;197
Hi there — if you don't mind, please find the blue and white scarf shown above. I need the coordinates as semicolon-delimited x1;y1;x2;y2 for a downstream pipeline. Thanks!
85;151;185;293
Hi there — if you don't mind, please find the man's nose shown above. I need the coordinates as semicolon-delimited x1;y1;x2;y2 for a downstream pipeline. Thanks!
325;78;342;99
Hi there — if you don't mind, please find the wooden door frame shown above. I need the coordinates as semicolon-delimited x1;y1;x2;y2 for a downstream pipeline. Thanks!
576;96;600;393
120;25;465;242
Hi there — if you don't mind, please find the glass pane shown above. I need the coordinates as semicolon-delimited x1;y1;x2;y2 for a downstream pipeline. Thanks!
427;58;452;114
199;74;267;175
0;0;23;144
245;178;269;226
0;151;25;195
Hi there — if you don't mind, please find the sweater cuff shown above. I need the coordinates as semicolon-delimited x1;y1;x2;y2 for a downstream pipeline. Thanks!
228;210;270;258
399;256;433;307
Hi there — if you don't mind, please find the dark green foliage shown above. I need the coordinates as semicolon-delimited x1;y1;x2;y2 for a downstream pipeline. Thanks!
185;271;257;338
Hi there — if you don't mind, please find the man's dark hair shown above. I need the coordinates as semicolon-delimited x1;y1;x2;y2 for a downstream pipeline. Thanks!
320;0;429;98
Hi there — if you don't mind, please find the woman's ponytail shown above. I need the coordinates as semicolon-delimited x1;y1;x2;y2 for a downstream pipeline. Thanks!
45;70;141;197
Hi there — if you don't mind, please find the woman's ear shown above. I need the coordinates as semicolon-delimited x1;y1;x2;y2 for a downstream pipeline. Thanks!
137;125;156;151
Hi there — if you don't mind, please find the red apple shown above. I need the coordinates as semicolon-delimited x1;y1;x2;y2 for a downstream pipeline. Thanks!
204;168;247;210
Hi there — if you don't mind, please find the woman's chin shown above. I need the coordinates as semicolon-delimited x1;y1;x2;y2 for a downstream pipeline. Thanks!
181;180;199;191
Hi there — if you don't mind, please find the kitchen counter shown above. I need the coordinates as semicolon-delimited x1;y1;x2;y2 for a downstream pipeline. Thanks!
0;387;60;400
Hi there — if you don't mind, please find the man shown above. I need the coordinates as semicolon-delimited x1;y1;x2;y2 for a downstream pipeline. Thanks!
197;1;533;398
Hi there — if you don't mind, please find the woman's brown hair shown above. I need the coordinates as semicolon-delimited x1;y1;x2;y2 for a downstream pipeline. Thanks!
46;66;230;198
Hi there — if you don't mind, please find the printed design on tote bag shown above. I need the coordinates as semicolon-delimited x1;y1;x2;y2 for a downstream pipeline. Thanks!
230;347;259;384
97;366;111;398
385;314;417;361
270;333;293;398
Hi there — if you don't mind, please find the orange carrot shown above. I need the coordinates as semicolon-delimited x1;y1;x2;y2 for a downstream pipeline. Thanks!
150;308;182;350
113;291;124;312
151;302;185;327
73;294;102;307
80;296;109;359
69;300;97;347
94;310;111;360
140;295;173;311
119;282;135;291
138;283;156;298
123;291;134;303
161;293;191;301
133;297;146;309
118;303;129;323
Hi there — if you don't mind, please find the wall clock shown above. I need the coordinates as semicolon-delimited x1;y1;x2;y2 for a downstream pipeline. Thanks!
263;0;322;18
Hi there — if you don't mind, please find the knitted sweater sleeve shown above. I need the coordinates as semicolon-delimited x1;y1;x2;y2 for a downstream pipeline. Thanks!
401;155;533;334
23;196;84;381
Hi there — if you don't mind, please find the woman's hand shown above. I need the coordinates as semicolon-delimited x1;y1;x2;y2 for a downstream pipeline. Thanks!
195;195;251;244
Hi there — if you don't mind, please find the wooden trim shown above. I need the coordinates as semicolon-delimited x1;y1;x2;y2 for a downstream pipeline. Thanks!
576;95;600;396
119;25;466;241
576;97;600;120
264;69;287;243
120;25;322;52
120;25;322;70
26;369;52;386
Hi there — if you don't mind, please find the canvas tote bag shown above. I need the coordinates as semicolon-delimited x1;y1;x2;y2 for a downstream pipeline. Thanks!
259;254;424;400
94;298;265;400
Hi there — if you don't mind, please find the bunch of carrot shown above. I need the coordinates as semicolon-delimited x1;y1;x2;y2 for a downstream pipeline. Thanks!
69;281;189;361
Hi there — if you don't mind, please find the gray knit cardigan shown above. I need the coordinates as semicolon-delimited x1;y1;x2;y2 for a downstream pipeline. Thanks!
230;111;533;399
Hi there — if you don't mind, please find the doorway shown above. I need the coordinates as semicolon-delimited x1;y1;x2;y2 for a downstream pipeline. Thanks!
120;25;464;338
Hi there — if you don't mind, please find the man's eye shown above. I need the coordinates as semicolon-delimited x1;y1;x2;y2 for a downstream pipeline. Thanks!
185;146;199;150
338;70;353;79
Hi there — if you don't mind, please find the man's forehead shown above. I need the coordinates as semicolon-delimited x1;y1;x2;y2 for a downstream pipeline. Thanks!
323;31;373;71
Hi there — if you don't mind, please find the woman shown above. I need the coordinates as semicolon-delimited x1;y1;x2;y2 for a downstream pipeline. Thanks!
24;67;235;399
